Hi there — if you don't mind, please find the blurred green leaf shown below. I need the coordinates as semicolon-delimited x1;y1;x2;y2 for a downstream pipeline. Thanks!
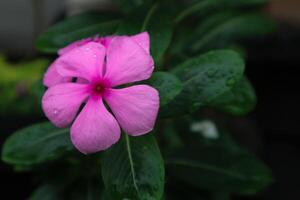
2;122;73;166
210;77;257;116
0;55;47;115
161;50;245;117
116;3;173;65
175;0;267;23
101;134;164;200
112;0;154;13
29;184;61;200
189;12;275;52
36;12;120;53
149;72;183;107
30;180;103;200
64;181;102;200
167;132;273;195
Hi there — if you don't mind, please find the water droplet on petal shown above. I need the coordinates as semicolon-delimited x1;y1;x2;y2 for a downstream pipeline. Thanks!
53;109;58;115
85;47;90;51
93;54;97;58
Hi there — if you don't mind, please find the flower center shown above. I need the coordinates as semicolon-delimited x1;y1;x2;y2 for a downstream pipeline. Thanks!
92;83;105;94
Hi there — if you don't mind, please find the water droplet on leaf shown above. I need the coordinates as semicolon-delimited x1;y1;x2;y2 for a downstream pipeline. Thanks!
226;78;236;86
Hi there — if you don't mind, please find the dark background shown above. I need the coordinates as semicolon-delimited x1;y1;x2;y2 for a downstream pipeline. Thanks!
0;0;300;199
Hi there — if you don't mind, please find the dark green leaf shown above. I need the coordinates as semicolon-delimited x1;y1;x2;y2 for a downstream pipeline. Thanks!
112;0;154;13
64;180;102;200
149;72;183;107
210;77;257;116
2;122;73;166
161;50;245;117
101;134;165;200
211;191;231;200
116;4;173;65
36;12;120;53
175;0;267;23
189;12;275;52
167;133;273;194
30;180;103;200
29;184;61;200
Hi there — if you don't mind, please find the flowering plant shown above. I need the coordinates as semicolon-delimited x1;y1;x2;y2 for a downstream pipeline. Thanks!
1;0;275;199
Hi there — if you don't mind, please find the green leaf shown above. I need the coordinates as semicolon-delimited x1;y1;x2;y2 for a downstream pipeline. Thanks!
36;12;120;53
112;0;154;13
30;180;103;200
210;77;257;116
64;181;102;200
189;12;275;52
2;122;73;166
161;50;245;117
175;0;267;23
167;133;273;194
29;184;61;200
149;72;183;107
101;134;165;200
116;3;173;65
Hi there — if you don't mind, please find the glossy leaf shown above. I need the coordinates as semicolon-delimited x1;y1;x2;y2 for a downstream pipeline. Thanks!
29;184;61;200
161;50;245;117
210;77;257;116
2;122;73;166
149;72;183;107
101;134;165;200
112;0;154;13
167;132;273;194
189;12;275;52
36;12;120;53
175;0;267;23
64;181;102;200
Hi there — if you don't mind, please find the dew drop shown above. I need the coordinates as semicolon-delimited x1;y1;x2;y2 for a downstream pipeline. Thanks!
85;47;90;51
226;77;236;86
53;109;58;115
93;54;97;58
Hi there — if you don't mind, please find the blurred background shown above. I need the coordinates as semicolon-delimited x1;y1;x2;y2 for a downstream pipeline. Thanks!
0;0;299;199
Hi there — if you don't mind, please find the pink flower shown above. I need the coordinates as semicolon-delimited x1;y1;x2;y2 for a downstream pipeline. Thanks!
42;32;159;154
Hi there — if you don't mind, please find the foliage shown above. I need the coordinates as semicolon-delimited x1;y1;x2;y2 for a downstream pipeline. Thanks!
0;55;47;115
1;0;275;199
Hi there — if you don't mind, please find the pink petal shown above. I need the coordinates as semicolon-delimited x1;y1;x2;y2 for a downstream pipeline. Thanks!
42;83;89;128
104;36;154;86
71;97;121;154
98;36;115;48
43;60;72;87
56;42;106;81
104;85;159;136
131;32;150;54
58;38;93;55
76;77;89;84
